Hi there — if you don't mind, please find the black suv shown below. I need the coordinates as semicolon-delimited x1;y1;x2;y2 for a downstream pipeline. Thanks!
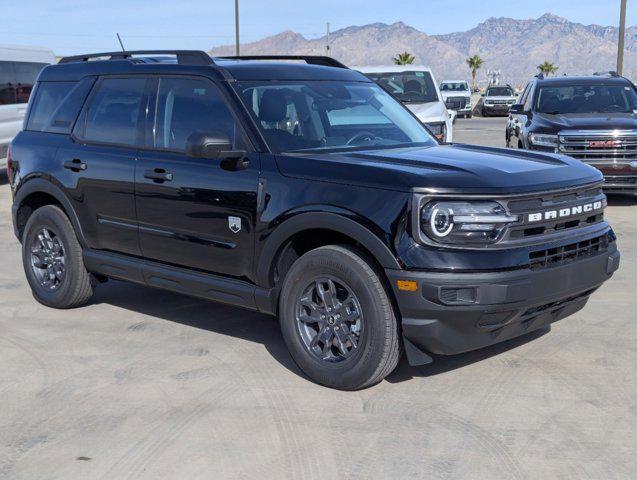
8;51;620;390
507;72;637;193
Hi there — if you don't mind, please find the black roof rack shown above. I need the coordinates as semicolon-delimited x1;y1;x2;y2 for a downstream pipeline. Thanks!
217;55;348;69
535;72;545;80
58;50;213;66
593;70;619;77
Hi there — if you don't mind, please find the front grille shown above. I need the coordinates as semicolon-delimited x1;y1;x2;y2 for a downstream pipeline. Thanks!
503;184;606;241
559;131;637;161
528;235;609;270
489;99;510;105
445;96;467;110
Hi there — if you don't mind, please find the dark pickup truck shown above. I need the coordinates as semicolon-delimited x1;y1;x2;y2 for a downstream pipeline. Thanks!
8;51;620;390
507;72;637;193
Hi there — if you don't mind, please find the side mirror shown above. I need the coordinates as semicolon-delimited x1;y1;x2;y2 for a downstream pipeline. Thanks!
480;93;485;97
185;131;233;159
508;104;524;115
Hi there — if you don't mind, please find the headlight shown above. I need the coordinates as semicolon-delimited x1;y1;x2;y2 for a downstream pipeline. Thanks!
529;133;558;147
425;122;446;141
420;201;519;245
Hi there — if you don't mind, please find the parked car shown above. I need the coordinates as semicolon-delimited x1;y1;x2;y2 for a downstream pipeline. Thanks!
1;45;55;172
440;80;472;118
506;72;637;193
355;65;454;142
9;51;620;390
482;84;517;116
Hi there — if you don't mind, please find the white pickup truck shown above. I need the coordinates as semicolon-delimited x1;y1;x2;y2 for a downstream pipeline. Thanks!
440;80;472;118
1;45;55;171
355;65;454;142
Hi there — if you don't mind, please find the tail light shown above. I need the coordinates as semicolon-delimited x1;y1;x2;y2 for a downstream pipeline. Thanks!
6;145;13;185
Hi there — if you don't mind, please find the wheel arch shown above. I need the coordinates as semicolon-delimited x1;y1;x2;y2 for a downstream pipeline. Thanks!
12;178;87;246
256;211;402;290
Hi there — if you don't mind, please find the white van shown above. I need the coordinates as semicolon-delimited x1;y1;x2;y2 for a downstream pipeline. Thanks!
355;65;454;142
1;45;55;167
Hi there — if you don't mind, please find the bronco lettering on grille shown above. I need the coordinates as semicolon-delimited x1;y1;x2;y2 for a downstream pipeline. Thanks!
528;201;603;222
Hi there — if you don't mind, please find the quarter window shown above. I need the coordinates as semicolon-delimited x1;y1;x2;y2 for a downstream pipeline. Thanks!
26;82;76;131
153;77;241;151
83;78;147;146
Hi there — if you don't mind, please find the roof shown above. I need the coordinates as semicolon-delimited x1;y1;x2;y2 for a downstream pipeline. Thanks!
39;52;371;83
536;75;632;86
0;44;55;63
354;65;433;74
440;80;468;83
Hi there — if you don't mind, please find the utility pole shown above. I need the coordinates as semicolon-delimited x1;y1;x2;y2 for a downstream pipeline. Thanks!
617;0;627;75
326;22;330;56
235;0;240;56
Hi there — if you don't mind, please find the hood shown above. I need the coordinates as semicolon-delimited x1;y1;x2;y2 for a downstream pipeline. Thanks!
485;95;516;101
534;112;637;131
405;101;447;123
275;144;602;194
441;91;471;100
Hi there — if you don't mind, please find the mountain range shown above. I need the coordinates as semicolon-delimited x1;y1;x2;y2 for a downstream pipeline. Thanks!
209;13;637;87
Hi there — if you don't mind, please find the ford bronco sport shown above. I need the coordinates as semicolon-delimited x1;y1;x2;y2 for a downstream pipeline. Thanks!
8;51;620;390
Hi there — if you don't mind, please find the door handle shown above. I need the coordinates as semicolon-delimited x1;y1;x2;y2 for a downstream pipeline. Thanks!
63;159;87;172
144;168;173;182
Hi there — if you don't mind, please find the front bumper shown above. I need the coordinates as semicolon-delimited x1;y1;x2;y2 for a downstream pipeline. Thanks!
482;104;512;115
386;242;619;358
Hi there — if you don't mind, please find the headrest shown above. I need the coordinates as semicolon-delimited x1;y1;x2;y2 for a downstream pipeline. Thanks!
259;90;288;122
403;80;423;94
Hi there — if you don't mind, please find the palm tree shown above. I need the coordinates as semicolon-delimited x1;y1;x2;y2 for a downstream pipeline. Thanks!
537;61;559;76
393;51;415;65
466;55;484;91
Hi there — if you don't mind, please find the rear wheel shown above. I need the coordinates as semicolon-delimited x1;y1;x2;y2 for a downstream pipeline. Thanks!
22;205;94;309
279;245;401;390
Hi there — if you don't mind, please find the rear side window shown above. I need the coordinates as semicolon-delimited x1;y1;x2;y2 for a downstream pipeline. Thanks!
27;78;95;133
153;77;241;151
83;77;147;146
0;61;48;105
26;82;75;131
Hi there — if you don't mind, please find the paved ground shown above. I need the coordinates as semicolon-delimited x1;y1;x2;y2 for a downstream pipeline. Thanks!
1;118;636;479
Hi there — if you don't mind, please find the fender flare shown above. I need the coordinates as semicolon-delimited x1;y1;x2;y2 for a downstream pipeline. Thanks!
256;211;402;287
12;178;88;247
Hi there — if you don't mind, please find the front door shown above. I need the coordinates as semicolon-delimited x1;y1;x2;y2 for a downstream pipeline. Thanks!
135;76;259;280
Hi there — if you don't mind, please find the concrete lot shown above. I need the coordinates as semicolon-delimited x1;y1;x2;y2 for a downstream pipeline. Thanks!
1;117;636;479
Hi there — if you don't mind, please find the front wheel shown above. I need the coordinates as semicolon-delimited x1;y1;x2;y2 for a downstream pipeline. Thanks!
279;245;401;390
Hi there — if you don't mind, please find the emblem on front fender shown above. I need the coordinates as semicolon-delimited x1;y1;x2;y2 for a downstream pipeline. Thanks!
228;216;242;233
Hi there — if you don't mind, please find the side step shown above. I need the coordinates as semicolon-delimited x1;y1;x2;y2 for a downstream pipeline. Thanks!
83;250;277;314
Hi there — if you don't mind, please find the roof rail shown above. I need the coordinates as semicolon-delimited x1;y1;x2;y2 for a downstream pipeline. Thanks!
593;70;619;77
58;50;213;66
535;72;545;80
217;55;349;69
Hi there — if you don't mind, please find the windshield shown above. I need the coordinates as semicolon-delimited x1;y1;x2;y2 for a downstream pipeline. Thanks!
441;82;468;92
536;84;637;114
486;87;513;97
234;81;437;153
363;71;438;104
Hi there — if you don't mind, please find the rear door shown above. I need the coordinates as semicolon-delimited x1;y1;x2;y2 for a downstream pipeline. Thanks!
58;76;150;255
135;76;259;279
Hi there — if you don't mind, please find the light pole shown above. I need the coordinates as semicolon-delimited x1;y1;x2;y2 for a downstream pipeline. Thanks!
235;0;240;56
617;0;627;75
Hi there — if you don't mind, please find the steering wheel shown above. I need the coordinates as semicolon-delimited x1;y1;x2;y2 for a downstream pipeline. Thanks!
346;131;378;146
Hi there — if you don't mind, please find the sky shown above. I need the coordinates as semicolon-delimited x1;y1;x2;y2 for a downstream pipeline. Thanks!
4;0;637;56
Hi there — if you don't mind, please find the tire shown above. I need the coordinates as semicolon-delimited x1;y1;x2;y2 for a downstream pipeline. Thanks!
466;114;472;119
22;205;94;309
279;245;401;390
